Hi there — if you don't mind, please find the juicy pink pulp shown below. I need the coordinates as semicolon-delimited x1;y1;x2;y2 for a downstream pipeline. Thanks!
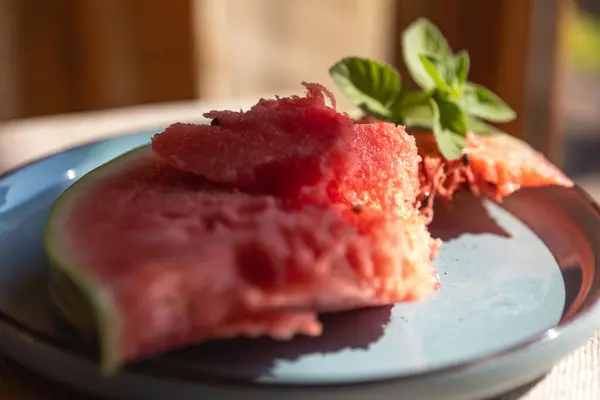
152;83;356;202
413;132;574;221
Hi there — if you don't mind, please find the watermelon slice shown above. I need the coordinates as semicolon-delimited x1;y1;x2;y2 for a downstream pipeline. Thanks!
152;82;355;202
45;146;437;372
414;132;574;220
463;133;574;196
153;86;421;218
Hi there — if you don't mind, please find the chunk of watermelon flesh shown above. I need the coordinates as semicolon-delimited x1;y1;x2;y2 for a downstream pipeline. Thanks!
335;122;421;216
154;104;421;217
357;113;574;204
46;146;437;370
204;82;338;127
464;133;574;197
414;132;573;204
152;82;355;201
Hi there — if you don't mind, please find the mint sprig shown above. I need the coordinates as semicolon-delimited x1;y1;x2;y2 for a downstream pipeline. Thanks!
329;18;516;161
329;57;401;122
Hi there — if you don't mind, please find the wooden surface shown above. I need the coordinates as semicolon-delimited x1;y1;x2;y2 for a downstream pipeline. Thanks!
0;0;395;120
1;0;196;120
524;0;569;164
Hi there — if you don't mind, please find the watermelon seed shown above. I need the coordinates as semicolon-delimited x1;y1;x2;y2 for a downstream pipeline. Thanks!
462;154;469;166
211;118;220;126
352;204;363;214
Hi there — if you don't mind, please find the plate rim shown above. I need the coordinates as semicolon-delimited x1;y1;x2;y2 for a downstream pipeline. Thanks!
1;132;600;388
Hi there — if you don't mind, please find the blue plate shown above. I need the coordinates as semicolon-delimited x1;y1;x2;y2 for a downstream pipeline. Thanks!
1;132;600;400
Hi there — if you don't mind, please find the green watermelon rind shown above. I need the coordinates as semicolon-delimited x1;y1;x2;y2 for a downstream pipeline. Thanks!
44;144;153;374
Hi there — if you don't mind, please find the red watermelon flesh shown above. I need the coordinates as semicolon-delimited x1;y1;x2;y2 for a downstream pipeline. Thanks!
153;90;421;218
464;132;573;197
414;132;573;220
333;122;421;217
151;82;355;201
354;116;573;221
203;81;339;126
47;146;438;369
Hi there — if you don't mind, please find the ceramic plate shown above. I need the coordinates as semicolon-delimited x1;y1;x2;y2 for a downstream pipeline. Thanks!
1;132;600;400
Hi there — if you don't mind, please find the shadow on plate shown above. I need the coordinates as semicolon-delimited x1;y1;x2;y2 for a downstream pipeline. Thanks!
148;306;393;381
428;193;511;241
560;266;584;320
0;186;8;208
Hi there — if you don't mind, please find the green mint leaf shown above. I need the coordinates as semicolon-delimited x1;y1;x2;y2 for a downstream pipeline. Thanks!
392;88;431;106
329;57;401;118
435;96;468;136
465;115;505;136
402;18;453;89
418;55;451;92
454;51;470;84
431;99;465;160
401;103;435;129
391;89;434;129
357;104;394;122
463;82;516;123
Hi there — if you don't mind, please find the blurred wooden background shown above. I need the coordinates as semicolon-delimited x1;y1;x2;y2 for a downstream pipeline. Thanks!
0;0;197;119
0;0;571;159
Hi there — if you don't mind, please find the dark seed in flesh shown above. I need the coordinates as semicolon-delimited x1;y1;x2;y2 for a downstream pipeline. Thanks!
462;154;469;166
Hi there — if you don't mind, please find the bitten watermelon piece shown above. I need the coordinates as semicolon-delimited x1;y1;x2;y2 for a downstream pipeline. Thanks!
413;132;574;221
45;146;437;372
464;133;574;197
151;82;355;201
153;86;422;217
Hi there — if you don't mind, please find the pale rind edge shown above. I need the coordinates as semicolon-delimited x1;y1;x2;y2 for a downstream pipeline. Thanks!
43;144;153;374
